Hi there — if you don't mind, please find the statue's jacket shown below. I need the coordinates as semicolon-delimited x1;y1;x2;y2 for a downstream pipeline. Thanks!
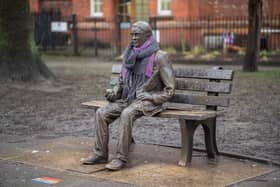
112;50;175;116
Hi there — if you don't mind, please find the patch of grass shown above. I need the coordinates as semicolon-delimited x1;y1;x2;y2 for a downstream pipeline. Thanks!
236;69;280;82
42;55;115;75
270;48;280;56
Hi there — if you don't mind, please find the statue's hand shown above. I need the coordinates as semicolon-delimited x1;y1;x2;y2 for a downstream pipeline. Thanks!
105;89;116;102
137;92;153;101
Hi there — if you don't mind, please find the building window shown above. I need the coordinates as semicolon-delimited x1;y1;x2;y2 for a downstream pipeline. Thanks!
118;0;131;22
136;0;148;21
157;0;171;16
90;0;103;17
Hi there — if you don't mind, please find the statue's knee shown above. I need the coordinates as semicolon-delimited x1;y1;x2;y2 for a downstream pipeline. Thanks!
121;108;133;117
96;108;106;120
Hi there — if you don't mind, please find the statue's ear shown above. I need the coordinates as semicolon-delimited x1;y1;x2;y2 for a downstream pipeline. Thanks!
144;32;152;40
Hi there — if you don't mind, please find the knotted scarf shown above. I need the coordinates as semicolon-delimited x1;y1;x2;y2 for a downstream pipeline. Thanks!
121;35;159;103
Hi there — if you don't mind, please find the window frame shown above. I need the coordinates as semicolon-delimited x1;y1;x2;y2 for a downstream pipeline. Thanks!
90;0;104;17
157;0;171;16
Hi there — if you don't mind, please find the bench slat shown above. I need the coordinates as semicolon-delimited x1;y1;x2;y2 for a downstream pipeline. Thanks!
174;68;234;80
82;100;108;109
112;64;122;74
170;94;230;107
176;79;232;93
158;110;216;120
110;76;119;86
112;64;234;81
112;76;233;94
81;100;216;120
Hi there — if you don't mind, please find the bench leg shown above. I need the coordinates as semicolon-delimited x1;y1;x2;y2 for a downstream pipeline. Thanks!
212;117;220;155
131;136;135;144
178;119;198;167
202;118;216;158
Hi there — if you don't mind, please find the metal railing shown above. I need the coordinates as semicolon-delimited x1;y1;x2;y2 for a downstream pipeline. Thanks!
33;13;280;58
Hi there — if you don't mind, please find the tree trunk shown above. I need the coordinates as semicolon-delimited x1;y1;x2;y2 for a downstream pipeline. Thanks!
243;0;262;72
0;0;53;81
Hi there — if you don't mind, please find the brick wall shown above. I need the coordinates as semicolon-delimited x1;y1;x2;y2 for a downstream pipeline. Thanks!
72;0;115;21
148;0;278;19
103;0;115;21
199;0;248;17
72;0;89;21
149;0;157;17
173;0;199;18
198;0;276;17
149;0;199;18
39;0;73;17
29;0;39;12
29;0;279;19
272;0;280;16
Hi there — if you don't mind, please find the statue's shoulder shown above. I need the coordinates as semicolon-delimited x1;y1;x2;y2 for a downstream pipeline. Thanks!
156;50;168;57
155;50;169;65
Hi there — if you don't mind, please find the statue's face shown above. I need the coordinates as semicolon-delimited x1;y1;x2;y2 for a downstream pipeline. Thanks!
130;26;150;47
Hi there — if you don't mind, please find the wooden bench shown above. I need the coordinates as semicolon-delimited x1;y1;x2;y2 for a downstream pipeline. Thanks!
82;64;234;166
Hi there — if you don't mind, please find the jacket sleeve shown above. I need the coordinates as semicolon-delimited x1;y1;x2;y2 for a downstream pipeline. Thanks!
152;51;175;104
112;75;123;100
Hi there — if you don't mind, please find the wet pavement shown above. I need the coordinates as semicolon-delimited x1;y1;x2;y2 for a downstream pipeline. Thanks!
226;169;280;187
0;134;279;187
0;160;132;187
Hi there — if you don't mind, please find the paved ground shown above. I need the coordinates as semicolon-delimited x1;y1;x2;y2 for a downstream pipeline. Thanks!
1;159;279;187
0;160;132;187
0;135;279;187
227;169;280;187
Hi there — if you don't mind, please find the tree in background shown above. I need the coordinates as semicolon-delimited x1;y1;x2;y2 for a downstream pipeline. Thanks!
243;0;263;72
0;0;53;81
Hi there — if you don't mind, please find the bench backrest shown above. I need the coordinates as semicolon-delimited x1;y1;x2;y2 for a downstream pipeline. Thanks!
110;64;234;111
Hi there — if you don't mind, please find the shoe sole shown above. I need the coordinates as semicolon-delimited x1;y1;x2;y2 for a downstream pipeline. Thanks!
105;164;125;171
105;166;122;171
80;159;107;165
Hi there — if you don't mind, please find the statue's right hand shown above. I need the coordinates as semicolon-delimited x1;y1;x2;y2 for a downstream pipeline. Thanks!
105;89;116;102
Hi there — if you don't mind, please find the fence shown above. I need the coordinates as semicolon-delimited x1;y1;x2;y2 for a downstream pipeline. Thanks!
33;13;280;58
150;15;280;52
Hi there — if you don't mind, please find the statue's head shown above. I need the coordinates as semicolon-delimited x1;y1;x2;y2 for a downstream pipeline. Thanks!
131;21;152;47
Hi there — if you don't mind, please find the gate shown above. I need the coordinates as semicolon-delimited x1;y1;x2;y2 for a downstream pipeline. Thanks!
33;10;72;50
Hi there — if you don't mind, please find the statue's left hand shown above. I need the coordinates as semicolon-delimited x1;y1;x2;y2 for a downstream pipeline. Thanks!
137;92;153;101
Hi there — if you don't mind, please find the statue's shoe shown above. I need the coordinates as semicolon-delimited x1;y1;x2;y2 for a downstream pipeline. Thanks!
80;154;107;165
105;158;126;171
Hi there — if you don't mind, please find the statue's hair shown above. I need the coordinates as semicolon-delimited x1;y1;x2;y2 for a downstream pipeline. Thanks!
132;21;152;35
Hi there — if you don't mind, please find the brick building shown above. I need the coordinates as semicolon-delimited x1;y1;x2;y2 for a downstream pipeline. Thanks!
29;0;280;20
29;0;280;52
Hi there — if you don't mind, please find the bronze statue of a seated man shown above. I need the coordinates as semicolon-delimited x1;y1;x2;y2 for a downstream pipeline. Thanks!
81;21;175;170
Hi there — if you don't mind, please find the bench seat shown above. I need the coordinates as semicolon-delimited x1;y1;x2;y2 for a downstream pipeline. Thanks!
82;100;217;121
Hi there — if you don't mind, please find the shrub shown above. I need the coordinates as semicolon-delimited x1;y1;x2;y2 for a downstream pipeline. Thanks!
260;50;269;58
190;46;206;56
200;50;222;60
163;47;177;55
238;47;246;56
174;41;190;53
270;48;280;56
